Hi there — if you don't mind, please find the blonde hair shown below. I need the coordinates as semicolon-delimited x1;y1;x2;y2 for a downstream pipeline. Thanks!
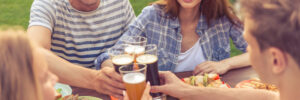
0;30;42;100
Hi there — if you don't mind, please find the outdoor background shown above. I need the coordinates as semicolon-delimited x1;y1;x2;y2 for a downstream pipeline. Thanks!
0;0;242;56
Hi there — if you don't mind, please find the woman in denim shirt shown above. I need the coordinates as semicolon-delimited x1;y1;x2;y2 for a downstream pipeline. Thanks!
97;0;250;75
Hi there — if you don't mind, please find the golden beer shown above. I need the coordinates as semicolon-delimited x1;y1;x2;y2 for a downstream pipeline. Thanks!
119;63;147;100
123;73;146;100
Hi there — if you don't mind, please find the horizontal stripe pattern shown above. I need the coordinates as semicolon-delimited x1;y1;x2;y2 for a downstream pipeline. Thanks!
29;0;136;68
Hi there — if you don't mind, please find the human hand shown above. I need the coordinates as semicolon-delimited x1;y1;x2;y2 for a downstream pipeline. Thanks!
151;71;192;99
92;67;125;99
123;82;152;100
193;61;231;75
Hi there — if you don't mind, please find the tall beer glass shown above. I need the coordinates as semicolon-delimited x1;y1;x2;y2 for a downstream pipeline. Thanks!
119;63;147;100
136;44;162;99
108;44;134;73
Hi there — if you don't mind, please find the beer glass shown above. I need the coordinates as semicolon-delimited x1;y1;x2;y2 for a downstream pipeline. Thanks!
121;36;147;61
119;63;147;100
108;44;134;73
136;44;162;99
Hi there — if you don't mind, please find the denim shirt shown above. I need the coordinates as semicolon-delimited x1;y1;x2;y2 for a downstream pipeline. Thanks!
95;5;248;71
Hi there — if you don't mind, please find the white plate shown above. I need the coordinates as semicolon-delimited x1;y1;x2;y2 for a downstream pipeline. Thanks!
54;83;72;97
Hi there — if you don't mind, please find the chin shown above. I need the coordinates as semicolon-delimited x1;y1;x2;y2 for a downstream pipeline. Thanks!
179;2;201;9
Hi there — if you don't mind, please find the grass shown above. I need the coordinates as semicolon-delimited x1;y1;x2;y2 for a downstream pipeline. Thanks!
0;0;242;56
0;0;33;29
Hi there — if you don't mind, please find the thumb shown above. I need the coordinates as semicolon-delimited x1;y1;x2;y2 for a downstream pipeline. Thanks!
123;91;129;100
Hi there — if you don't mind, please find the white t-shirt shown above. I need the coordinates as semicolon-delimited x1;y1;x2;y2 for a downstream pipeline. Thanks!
175;39;206;72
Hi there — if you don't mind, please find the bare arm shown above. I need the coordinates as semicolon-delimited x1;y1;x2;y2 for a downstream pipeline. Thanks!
181;87;279;100
27;26;96;89
152;71;279;100
221;52;250;69
27;26;125;99
194;53;250;75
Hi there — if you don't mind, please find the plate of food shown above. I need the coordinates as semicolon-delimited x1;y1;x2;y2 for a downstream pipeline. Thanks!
57;94;102;100
182;73;230;88
54;83;72;97
235;78;278;92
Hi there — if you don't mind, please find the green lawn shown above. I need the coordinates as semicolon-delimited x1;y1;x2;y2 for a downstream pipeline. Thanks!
0;0;242;56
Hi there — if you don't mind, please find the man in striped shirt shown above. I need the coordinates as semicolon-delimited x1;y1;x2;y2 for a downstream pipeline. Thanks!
27;0;135;99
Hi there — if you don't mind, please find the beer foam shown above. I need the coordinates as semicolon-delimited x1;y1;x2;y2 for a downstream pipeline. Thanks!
112;55;134;65
134;46;145;54
125;46;145;54
123;73;146;84
136;54;158;64
125;46;135;54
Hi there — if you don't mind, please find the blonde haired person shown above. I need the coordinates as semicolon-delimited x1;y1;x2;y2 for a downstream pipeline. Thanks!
0;30;58;100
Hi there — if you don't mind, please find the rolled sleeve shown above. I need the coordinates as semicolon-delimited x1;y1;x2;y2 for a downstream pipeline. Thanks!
94;53;110;70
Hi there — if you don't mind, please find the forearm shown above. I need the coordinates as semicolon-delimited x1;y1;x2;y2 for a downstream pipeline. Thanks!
182;87;279;100
221;53;250;69
39;48;97;89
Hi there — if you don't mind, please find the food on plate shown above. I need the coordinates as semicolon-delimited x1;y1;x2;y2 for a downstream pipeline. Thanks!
58;94;80;100
56;88;102;100
182;73;230;88
55;88;62;100
56;95;102;100
235;78;278;92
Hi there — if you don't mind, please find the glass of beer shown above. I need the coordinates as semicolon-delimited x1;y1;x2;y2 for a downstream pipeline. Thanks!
136;44;162;99
119;63;147;100
121;36;147;47
108;44;134;73
121;36;147;61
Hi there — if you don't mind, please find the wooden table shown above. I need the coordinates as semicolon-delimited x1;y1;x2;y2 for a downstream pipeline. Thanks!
72;66;258;100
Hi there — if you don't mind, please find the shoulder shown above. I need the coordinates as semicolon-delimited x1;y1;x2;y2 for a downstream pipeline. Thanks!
31;0;55;7
31;0;66;11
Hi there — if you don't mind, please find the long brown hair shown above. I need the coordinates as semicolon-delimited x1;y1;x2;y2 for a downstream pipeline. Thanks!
153;0;240;26
0;30;42;100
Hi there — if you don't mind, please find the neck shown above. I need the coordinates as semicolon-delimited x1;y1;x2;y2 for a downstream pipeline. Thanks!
278;66;300;100
179;5;201;24
69;0;100;12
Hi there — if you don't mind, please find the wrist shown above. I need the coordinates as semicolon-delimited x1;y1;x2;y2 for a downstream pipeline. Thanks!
220;60;233;70
178;85;196;99
88;70;100;90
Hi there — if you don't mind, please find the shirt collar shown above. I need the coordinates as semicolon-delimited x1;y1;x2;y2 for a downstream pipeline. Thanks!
169;15;208;30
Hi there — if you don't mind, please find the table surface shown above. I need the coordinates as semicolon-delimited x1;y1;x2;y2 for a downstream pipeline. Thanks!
72;66;258;100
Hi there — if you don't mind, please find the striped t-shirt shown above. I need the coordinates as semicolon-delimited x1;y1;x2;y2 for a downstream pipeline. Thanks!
29;0;135;68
